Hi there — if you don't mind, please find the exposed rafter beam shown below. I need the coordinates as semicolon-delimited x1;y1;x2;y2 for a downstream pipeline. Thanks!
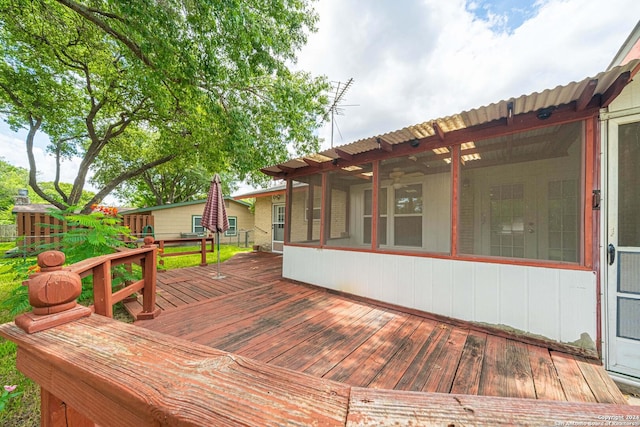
377;137;393;152
266;101;600;180
600;71;631;108
432;122;445;141
303;158;322;168
576;79;598;111
278;165;297;174
260;168;284;178
334;148;353;161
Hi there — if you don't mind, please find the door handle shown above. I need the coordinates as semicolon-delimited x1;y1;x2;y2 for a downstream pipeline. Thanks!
608;244;616;266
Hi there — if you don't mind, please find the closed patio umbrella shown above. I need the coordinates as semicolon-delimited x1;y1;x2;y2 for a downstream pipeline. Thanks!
202;174;229;279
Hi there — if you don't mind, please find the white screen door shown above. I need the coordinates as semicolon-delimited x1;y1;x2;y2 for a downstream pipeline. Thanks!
606;115;640;379
272;204;285;253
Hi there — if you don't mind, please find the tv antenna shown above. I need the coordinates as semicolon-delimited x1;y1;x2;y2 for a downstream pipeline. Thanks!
325;78;356;147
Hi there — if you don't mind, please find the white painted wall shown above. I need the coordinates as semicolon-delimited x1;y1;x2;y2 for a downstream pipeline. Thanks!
284;245;596;344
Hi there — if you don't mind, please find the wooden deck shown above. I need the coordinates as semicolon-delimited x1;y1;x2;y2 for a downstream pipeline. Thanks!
130;252;626;404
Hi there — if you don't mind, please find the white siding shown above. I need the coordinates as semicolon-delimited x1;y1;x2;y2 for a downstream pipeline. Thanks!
284;246;596;343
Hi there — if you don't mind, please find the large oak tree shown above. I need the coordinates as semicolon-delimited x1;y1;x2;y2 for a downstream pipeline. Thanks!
0;0;328;212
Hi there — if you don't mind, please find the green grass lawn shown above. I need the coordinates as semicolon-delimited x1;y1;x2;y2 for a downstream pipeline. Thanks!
0;241;250;425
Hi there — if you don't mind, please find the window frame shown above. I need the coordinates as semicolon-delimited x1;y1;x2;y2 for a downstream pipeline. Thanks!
225;216;237;236
192;215;204;234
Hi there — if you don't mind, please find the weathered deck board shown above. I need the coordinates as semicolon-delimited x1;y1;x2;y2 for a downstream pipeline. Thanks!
552;351;599;403
450;330;487;395
346;388;639;426
527;343;566;401
132;252;627;405
366;319;439;390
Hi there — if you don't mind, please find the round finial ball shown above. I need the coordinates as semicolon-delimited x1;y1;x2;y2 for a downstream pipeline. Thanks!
143;236;155;245
28;268;82;314
37;251;65;270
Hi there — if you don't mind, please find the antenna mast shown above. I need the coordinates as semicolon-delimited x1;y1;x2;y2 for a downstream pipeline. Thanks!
326;78;354;148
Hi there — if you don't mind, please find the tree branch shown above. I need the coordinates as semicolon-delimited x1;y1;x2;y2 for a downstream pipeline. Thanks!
54;0;154;68
25;117;67;210
81;154;177;212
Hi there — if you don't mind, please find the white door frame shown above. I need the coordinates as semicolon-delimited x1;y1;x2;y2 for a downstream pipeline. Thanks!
603;113;640;385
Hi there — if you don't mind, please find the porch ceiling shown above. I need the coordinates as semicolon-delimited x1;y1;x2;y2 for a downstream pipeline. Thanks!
261;59;640;179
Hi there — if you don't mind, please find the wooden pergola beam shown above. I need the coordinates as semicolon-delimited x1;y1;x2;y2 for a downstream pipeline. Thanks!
302;158;322;168
260;168;284;178
600;71;631;108
432;122;445;141
278;165;297;174
334;148;353;161
377;137;394;152
576;79;598;111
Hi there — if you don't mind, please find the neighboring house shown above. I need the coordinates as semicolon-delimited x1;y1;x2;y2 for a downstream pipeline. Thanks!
125;198;254;245
235;181;311;253
251;32;640;386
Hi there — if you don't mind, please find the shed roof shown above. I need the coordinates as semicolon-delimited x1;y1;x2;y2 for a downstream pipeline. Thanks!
124;197;250;215
262;59;640;178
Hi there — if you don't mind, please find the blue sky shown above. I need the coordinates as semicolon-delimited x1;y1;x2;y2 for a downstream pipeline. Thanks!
1;0;638;201
467;0;542;33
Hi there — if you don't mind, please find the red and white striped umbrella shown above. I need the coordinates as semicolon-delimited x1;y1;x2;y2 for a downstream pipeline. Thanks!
202;174;229;234
202;174;229;279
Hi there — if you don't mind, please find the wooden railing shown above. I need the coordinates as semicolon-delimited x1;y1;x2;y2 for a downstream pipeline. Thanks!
2;247;638;426
14;236;160;333
156;236;215;267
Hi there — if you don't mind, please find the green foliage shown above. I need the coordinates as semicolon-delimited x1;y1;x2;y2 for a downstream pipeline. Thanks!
44;207;133;263
0;384;23;412
112;159;233;207
0;159;28;224
0;0;330;212
0;158;95;223
1;206;136;314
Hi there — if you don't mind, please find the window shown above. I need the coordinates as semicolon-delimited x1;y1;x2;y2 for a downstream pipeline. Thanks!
394;183;423;247
326;164;373;248
459;121;583;262
364;188;386;245
289;176;322;244
225;217;237;236
379;151;451;252
192;216;204;234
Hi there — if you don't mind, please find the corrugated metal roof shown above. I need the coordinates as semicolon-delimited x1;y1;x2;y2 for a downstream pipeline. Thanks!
263;59;640;176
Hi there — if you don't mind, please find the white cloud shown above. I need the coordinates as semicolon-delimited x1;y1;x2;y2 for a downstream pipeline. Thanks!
295;0;638;149
0;127;82;185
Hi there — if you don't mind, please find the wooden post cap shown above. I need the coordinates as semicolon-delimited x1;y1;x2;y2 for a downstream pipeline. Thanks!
37;250;65;271
15;250;91;333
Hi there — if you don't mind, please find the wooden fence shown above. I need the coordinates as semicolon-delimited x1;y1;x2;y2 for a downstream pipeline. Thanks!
13;212;154;249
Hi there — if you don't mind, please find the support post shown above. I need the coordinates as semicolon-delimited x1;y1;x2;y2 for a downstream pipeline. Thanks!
200;237;207;267
137;236;161;320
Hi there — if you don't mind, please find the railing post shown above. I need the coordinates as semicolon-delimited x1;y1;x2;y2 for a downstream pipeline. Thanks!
92;259;113;317
137;236;161;320
41;387;94;427
158;239;165;268
200;237;207;266
15;251;92;333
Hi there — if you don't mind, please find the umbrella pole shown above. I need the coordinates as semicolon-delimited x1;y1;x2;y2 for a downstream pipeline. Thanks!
214;231;225;279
